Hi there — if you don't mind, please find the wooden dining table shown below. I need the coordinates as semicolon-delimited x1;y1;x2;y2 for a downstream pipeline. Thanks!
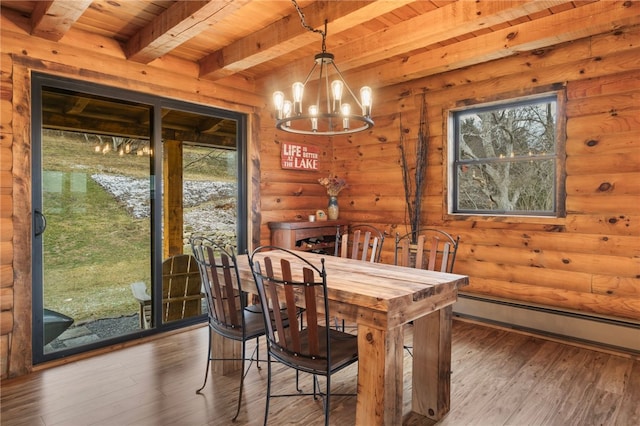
230;250;469;425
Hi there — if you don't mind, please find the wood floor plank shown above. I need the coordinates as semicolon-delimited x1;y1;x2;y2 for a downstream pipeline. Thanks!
1;320;639;426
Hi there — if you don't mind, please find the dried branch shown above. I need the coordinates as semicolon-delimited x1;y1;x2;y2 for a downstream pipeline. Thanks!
399;92;429;241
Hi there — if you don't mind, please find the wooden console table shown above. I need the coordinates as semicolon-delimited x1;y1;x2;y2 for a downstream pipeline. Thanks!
268;220;348;255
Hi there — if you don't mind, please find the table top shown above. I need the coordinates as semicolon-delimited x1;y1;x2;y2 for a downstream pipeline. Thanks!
237;250;469;327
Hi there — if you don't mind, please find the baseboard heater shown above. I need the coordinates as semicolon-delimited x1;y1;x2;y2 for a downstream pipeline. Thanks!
453;293;640;355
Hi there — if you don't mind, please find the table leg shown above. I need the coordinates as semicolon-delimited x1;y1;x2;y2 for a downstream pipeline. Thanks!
355;323;404;425
211;329;242;375
411;305;453;420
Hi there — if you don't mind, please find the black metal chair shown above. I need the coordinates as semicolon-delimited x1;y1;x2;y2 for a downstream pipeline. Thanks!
189;236;266;422
249;246;359;426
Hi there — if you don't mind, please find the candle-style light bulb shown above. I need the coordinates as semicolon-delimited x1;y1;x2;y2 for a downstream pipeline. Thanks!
341;103;351;130
360;86;372;116
292;82;304;115
273;91;285;119
283;100;292;127
331;80;343;113
309;105;318;132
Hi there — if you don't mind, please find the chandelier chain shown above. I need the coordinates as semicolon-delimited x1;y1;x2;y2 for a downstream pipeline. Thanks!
291;0;326;52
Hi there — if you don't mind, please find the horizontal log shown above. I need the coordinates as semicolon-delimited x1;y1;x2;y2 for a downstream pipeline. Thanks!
0;82;11;104
566;172;640;196
455;228;638;258
1;98;12;128
0;265;12;288
0;52;12;77
455;259;592;293
566;130;640;156
260;195;327;212
260;182;325;197
0;310;13;335
0;146;11;171
0;288;12;310
566;90;640;117
567;151;640;175
567;109;640;138
0;197;11;218
566;194;640;215
0;218;11;241
566;68;640;99
591;275;640;298
0;241;12;267
564;213;639;237
0;334;7;379
0;129;11;145
464;277;640;321
456;244;638;277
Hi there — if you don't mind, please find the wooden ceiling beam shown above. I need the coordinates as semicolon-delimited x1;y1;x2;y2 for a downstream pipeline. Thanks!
198;0;413;80
42;111;235;147
329;0;571;74
125;0;251;64
261;0;572;89
340;0;640;88
30;0;92;41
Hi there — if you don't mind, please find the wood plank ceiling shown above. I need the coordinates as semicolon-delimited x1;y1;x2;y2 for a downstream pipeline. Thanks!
7;0;638;87
2;0;638;140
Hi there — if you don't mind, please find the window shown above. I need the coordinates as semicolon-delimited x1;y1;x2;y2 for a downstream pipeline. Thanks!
451;93;562;216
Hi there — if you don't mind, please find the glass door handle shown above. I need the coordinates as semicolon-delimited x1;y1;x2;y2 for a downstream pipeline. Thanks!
34;210;47;237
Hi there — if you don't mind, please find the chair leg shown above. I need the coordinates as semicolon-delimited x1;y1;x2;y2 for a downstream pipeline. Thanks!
324;375;330;426
255;336;260;369
264;356;272;426
196;326;213;394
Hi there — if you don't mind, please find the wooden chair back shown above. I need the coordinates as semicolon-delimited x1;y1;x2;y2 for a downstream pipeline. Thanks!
190;237;246;337
339;224;384;263
395;228;460;273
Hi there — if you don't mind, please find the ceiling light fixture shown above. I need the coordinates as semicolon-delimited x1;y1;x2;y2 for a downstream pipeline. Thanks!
273;1;373;136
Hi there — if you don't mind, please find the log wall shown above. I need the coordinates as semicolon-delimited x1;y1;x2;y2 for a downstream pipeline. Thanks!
1;8;639;380
257;26;640;325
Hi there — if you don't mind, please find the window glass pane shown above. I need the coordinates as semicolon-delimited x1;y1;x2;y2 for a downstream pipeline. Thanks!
456;159;555;213
457;99;556;160
453;95;558;216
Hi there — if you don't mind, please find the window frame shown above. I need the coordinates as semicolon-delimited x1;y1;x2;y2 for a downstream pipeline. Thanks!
447;89;566;219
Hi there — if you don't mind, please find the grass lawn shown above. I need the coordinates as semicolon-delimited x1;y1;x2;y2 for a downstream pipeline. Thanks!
42;131;234;323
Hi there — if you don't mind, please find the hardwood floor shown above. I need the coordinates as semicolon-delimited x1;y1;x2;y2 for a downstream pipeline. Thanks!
1;319;639;426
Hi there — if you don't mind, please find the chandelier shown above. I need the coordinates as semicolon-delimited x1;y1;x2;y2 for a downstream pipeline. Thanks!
273;1;373;136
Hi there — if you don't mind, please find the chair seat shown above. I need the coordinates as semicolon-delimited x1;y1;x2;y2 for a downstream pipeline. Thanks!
210;308;265;341
271;326;358;374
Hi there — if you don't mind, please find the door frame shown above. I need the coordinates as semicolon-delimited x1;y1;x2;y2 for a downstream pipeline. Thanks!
31;72;247;364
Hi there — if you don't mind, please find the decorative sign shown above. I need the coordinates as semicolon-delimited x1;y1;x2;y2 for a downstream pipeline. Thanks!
281;142;320;171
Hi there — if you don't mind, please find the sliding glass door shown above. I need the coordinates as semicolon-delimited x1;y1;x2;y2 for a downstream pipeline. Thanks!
32;73;246;363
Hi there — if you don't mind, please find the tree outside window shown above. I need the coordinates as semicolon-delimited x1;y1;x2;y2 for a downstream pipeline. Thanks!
452;94;560;216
